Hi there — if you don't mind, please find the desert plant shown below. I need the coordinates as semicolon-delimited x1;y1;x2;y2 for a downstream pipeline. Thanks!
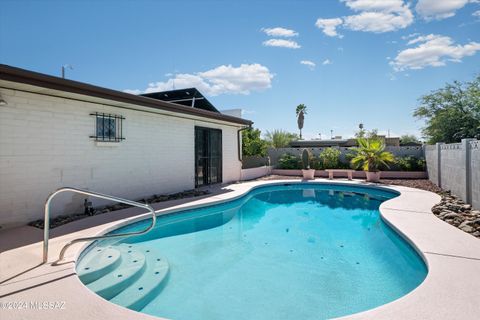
311;156;323;170
319;147;341;169
278;153;301;169
395;156;426;171
301;149;312;169
265;129;299;148
350;138;395;172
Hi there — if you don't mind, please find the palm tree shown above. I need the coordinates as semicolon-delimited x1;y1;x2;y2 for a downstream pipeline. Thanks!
351;138;394;172
265;129;299;148
296;104;307;139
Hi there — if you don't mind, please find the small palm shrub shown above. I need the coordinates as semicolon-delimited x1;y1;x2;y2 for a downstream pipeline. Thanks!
278;153;301;169
351;138;395;172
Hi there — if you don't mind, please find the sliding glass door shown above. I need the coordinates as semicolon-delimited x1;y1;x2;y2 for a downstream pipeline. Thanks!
195;127;222;187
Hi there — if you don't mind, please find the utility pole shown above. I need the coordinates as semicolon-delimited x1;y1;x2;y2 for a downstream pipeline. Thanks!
61;64;73;79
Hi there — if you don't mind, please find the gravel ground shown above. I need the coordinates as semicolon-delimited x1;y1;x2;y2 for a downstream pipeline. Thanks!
29;189;210;229
257;176;480;239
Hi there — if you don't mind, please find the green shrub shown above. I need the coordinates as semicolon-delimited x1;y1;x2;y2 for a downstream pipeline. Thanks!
395;156;426;171
311;156;323;170
319;147;341;169
278;153;302;169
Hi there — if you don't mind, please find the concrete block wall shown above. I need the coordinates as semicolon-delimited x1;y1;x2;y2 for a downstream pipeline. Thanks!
425;145;438;185
440;143;466;201
268;146;424;167
0;88;242;228
425;139;479;209
470;140;480;209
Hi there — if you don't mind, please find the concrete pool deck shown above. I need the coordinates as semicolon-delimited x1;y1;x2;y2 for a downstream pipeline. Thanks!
1;178;479;320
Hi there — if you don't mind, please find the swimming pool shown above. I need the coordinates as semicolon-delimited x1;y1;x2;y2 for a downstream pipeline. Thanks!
76;183;427;320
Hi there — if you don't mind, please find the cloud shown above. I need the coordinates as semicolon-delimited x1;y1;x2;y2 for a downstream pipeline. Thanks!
402;33;420;40
262;38;301;49
316;1;413;36
315;18;343;37
416;0;473;20
390;34;480;71
342;0;414;33
300;60;316;70
125;63;274;96
322;59;332;65
261;27;298;37
474;9;480;17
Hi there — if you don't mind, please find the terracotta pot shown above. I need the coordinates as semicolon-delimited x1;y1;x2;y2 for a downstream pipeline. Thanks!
365;171;381;182
302;169;315;180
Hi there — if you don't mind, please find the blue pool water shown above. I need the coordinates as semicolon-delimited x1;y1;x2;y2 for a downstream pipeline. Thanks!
78;183;427;320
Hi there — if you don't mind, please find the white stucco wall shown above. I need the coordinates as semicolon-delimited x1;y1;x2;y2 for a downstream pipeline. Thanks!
0;87;243;228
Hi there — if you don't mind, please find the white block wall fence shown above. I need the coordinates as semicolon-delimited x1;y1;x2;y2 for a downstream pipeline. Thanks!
241;166;273;181
0;77;249;228
425;139;480;209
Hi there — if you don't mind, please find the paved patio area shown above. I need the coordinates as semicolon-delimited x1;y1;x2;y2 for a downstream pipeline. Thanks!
1;178;479;320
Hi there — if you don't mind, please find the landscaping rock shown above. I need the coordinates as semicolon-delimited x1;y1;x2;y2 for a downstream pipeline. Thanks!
460;225;474;233
375;179;479;239
429;190;480;239
442;213;460;219
28;189;210;230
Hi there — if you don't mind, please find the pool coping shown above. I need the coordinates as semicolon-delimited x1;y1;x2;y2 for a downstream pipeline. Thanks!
1;179;479;320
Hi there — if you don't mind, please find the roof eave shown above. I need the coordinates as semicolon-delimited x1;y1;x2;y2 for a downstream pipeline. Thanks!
0;64;252;126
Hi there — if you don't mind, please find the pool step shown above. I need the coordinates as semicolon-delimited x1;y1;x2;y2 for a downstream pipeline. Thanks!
84;244;147;300
110;250;169;311
77;243;170;310
77;247;122;284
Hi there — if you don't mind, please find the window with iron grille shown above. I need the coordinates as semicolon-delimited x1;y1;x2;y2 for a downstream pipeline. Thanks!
90;112;125;142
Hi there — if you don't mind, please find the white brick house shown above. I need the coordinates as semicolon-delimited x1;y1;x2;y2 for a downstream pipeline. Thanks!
0;65;252;229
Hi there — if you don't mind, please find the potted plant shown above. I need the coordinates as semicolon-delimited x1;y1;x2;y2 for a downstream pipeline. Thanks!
301;149;315;180
351;138;394;182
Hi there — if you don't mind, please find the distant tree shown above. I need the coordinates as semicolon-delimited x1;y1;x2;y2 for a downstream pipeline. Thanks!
399;134;421;145
355;128;366;138
414;75;480;144
242;128;267;156
265;129;299;148
355;123;366;138
367;129;379;139
296;104;307;139
355;127;378;139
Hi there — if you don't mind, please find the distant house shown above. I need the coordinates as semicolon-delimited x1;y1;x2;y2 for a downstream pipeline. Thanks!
289;136;401;148
0;65;252;229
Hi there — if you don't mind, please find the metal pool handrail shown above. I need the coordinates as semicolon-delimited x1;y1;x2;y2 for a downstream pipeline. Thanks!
43;187;157;263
